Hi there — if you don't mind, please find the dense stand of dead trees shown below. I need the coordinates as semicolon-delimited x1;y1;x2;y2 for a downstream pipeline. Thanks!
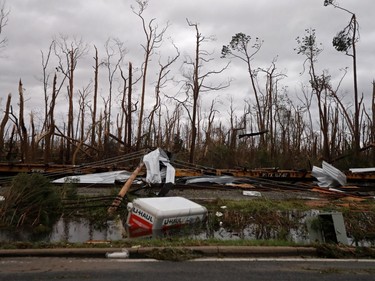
1;79;375;169
1;0;375;170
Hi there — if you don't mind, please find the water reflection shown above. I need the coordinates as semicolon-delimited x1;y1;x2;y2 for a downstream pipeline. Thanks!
0;215;309;243
0;210;348;244
0;218;125;243
49;218;125;243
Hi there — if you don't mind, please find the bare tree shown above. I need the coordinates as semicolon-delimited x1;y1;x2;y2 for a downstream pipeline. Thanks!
0;2;9;158
39;40;68;163
202;99;219;157
163;102;183;152
40;41;55;132
54;35;88;163
298;85;315;148
146;43;180;147
227;98;239;151
17;80;28;162
257;59;286;156
119;62;140;152
77;84;92;143
0;93;11;159
324;0;362;154
90;45;99;148
29;112;36;161
182;19;230;163
132;0;169;150
43;73;58;163
221;33;264;140
102;38;126;151
73;84;92;165
5;125;15;161
0;0;9;51
295;28;335;161
120;63;131;150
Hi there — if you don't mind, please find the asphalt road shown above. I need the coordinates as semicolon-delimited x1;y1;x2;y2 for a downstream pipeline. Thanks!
1;257;374;281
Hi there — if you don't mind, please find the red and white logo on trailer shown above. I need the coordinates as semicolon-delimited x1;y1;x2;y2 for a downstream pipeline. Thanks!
127;207;154;230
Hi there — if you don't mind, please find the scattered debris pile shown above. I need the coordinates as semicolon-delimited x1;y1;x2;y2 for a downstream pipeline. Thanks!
48;151;375;203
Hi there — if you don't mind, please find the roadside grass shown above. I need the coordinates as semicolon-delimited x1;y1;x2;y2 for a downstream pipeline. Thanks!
0;238;304;250
212;198;311;212
1;239;375;260
316;243;375;259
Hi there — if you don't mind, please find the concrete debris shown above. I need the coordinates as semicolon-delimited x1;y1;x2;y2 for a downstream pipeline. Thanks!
105;249;129;259
215;211;223;217
242;190;262;197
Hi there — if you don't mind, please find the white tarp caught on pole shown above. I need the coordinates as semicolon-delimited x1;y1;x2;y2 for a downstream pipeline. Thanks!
142;148;175;184
311;161;347;187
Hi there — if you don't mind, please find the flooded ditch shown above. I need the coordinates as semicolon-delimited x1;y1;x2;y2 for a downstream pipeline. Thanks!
1;209;368;246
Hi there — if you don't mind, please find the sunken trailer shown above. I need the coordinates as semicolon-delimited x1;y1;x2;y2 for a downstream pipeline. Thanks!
126;197;207;238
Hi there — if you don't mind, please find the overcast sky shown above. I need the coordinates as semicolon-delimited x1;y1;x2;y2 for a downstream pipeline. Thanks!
1;0;374;127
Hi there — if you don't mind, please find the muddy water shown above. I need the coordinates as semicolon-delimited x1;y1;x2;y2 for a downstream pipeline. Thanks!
0;218;125;243
49;218;125;242
0;211;308;243
0;210;315;244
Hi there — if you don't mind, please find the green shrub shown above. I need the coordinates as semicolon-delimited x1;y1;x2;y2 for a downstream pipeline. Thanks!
0;173;62;230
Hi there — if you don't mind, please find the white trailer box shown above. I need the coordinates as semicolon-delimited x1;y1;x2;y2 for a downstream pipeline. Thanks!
126;197;207;236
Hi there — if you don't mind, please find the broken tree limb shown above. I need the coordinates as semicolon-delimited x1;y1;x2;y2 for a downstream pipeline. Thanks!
238;130;269;139
108;161;145;215
330;143;375;163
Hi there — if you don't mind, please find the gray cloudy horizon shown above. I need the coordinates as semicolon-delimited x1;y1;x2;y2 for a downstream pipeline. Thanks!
1;0;374;128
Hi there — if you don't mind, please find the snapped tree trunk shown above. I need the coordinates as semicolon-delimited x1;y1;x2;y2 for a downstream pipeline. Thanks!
0;93;11;160
91;45;99;148
44;73;57;163
18;80;28;162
